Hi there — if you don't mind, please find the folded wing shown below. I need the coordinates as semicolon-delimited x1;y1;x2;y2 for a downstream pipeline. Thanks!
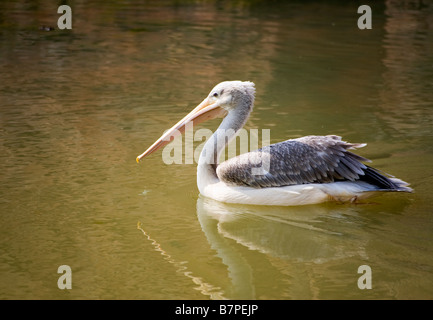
216;135;371;188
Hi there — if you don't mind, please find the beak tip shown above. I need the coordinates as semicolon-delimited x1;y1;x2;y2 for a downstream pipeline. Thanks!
136;156;140;163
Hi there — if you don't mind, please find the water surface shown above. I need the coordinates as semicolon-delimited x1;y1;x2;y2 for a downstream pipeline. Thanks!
1;0;433;299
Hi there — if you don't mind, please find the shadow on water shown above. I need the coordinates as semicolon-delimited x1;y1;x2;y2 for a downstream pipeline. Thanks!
196;196;409;299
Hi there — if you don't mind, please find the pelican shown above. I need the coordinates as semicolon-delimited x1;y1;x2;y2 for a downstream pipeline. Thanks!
136;81;412;206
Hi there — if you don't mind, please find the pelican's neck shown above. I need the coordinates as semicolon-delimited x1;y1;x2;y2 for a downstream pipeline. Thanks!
197;106;251;193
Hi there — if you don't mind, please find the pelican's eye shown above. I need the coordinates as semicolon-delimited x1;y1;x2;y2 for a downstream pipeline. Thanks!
213;92;219;98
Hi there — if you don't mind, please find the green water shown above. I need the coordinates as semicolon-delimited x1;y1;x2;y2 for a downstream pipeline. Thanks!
1;1;432;299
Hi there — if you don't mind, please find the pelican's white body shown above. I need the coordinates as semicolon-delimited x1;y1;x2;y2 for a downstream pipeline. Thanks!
195;92;378;206
198;164;376;206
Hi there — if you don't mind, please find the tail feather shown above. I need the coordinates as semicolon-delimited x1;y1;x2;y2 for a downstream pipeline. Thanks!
360;166;412;192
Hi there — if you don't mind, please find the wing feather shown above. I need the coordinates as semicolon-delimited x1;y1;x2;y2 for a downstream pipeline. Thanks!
216;135;370;188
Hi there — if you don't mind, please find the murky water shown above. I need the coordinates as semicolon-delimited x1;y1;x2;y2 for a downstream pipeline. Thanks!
1;1;433;299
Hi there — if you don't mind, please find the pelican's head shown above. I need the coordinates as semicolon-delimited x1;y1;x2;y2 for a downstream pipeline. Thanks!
136;81;255;163
206;81;255;112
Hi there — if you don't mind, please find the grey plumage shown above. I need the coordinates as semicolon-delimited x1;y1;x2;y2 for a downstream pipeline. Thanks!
216;135;410;191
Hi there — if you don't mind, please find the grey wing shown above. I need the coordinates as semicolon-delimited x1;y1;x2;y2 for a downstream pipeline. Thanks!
216;135;370;188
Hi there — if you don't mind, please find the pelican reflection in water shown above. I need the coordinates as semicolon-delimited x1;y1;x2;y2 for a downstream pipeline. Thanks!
136;81;411;206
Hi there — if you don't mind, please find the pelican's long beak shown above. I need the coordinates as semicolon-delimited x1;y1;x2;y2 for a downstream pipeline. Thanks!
136;97;227;163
